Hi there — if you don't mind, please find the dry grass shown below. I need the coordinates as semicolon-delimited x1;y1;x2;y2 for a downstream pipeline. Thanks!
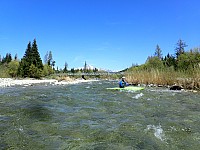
55;75;74;82
125;68;200;90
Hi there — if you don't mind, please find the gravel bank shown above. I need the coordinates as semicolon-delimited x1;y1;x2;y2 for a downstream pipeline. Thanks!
0;78;94;87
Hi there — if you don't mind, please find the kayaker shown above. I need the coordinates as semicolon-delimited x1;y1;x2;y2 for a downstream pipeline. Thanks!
82;75;86;80
119;76;129;88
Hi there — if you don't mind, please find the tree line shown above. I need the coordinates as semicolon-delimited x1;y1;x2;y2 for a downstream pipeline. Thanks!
132;39;200;73
1;38;199;79
0;39;55;78
0;39;99;78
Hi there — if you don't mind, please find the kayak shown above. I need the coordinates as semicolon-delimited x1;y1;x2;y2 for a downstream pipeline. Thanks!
107;86;144;91
106;86;144;91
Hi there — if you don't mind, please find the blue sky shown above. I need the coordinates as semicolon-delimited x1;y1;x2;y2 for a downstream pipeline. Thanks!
0;0;200;71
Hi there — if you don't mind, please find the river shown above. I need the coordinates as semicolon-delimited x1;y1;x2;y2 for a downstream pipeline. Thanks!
0;80;200;149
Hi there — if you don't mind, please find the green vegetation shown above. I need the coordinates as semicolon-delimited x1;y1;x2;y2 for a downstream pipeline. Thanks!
0;39;101;79
126;39;200;90
1;38;200;90
0;65;9;78
18;39;44;78
0;39;54;79
8;60;20;77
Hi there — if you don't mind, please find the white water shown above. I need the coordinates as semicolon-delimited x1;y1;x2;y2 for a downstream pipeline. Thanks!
1;80;200;149
146;124;166;141
132;93;144;99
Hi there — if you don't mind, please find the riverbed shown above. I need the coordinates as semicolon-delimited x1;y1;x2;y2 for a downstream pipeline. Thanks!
0;80;200;149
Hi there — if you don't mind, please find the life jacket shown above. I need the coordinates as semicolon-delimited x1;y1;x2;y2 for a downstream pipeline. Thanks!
119;80;126;88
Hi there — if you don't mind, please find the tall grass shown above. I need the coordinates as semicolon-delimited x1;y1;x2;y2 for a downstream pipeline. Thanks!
181;67;200;90
125;68;200;90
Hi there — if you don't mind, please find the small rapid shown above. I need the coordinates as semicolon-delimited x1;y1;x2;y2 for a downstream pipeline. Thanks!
0;80;200;149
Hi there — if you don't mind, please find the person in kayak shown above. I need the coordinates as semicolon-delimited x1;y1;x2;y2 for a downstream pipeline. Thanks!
119;76;129;88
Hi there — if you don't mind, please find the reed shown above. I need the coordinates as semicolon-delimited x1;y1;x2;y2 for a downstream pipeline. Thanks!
182;68;200;90
125;68;200;90
55;75;74;82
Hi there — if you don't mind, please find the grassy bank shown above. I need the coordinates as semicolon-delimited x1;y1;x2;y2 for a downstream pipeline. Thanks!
125;68;200;90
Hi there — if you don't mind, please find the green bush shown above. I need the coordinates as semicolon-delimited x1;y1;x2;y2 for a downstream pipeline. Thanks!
0;65;10;78
8;61;19;77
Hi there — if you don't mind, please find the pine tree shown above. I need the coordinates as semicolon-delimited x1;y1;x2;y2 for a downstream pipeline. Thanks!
18;58;27;77
175;39;187;59
18;42;32;77
63;61;68;73
31;39;43;70
14;54;18;60
48;51;53;66
1;53;12;64
84;61;87;72
18;39;43;78
44;51;53;66
44;52;48;65
24;41;32;65
163;53;176;68
154;44;162;60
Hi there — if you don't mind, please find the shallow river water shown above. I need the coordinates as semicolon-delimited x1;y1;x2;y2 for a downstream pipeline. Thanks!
0;80;200;150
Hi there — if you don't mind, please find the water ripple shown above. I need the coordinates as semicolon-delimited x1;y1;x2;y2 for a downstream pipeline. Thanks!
0;80;200;149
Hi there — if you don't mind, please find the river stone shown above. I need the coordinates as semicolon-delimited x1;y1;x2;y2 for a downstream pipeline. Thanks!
170;85;183;90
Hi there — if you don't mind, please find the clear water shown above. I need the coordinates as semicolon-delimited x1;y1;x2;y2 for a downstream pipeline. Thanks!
0;81;200;150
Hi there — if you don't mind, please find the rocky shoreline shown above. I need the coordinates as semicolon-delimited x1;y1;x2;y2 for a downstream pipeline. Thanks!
0;78;95;88
1;78;198;92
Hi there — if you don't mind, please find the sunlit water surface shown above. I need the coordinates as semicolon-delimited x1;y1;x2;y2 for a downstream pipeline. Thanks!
0;81;200;149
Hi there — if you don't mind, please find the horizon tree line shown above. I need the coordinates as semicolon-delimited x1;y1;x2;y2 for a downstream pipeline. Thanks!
1;38;199;78
143;39;200;72
0;39;99;78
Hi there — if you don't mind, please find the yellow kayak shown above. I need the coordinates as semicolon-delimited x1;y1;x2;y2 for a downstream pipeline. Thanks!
106;86;144;91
